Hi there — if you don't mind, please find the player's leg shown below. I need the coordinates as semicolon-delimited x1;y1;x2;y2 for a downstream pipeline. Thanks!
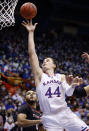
45;127;63;131
63;109;89;131
65;119;89;131
42;113;63;131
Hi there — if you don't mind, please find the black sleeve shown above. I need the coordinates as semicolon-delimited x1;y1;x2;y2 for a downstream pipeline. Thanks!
18;105;26;114
73;87;87;98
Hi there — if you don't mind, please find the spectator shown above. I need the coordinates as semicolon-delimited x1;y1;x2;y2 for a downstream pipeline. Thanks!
4;117;15;131
0;114;4;131
5;98;15;110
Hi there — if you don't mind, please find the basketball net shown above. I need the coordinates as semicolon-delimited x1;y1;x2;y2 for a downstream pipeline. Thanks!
0;0;19;30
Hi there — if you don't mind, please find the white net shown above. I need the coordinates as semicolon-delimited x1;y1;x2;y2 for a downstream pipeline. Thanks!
0;0;19;30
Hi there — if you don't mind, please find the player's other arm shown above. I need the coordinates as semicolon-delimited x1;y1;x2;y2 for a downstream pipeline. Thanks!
17;113;42;127
81;52;89;63
61;75;75;96
62;75;83;96
22;20;43;86
66;75;89;97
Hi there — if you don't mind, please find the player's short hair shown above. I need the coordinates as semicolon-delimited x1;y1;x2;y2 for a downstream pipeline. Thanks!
25;90;36;97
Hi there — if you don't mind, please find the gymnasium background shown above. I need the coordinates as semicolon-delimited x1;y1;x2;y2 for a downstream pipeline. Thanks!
0;0;89;130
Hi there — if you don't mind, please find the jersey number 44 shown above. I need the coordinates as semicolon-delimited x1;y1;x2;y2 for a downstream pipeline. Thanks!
45;86;61;98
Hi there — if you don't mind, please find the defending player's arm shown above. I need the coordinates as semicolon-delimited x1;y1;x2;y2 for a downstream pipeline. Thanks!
73;85;89;98
22;20;43;86
17;113;42;127
73;86;88;98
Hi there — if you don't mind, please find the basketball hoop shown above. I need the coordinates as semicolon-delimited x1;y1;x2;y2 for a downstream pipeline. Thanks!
0;0;19;30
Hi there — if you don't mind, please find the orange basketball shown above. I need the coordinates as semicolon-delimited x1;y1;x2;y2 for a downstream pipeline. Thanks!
20;2;37;19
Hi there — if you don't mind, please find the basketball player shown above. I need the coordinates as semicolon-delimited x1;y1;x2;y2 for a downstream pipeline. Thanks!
17;90;44;131
22;20;89;131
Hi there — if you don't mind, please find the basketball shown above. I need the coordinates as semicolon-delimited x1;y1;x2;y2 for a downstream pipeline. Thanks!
20;2;37;19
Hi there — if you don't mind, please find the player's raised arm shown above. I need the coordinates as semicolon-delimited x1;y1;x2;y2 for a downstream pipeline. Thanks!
22;20;43;86
81;52;89;63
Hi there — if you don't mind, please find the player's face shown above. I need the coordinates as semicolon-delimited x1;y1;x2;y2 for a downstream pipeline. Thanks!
42;58;56;72
26;90;36;102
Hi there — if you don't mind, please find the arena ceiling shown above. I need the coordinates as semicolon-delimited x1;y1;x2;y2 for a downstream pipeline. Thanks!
50;0;89;23
16;0;89;26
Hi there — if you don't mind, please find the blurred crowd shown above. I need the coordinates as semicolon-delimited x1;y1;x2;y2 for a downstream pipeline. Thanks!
0;27;89;130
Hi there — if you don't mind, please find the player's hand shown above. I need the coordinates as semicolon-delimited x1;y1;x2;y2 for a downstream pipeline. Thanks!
71;76;83;88
78;77;84;85
22;20;38;32
66;75;73;85
81;52;89;63
72;76;80;88
39;119;42;124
